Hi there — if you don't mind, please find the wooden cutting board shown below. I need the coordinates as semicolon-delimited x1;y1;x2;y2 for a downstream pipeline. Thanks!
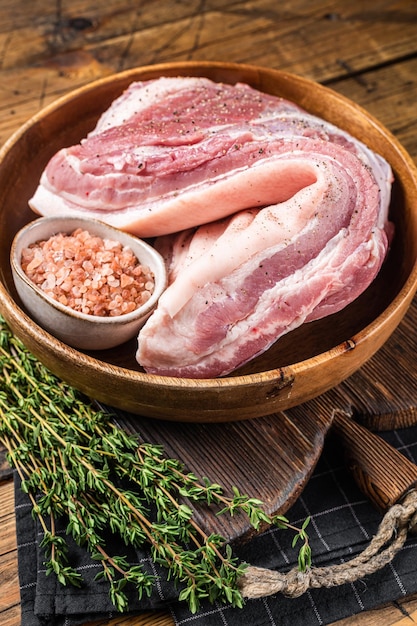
2;296;417;543
108;293;417;543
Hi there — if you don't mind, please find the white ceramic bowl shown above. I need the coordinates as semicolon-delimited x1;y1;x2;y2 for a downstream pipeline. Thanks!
10;216;167;350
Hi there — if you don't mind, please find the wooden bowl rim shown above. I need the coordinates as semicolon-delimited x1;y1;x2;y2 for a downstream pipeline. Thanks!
1;60;417;393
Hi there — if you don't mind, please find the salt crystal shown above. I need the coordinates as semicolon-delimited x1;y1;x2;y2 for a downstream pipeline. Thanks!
21;228;155;317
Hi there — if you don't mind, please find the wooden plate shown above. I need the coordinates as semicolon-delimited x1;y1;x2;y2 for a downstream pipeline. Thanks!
1;61;417;422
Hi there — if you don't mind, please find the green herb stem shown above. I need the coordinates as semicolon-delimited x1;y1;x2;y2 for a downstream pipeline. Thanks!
0;316;311;614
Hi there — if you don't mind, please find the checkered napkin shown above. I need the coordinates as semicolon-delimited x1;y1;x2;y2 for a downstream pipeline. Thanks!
15;422;417;626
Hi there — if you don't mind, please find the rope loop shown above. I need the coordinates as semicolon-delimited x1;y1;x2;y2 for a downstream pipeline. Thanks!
239;489;417;600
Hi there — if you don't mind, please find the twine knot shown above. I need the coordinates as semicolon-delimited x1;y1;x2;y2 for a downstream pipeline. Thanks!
239;489;417;600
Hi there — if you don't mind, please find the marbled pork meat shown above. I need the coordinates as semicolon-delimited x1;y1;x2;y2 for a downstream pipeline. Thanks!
28;77;393;377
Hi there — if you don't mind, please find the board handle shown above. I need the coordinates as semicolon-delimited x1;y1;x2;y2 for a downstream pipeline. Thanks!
332;411;417;511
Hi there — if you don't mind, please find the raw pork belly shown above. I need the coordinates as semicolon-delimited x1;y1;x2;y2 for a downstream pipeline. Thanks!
137;138;392;378
29;77;391;237
29;77;393;377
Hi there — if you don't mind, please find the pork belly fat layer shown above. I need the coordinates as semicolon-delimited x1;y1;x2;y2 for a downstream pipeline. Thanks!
28;77;393;377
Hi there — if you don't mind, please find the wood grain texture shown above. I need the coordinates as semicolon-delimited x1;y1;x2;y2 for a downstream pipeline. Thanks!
113;397;335;543
1;1;417;625
332;413;417;510
333;293;417;431
0;1;416;147
0;480;19;622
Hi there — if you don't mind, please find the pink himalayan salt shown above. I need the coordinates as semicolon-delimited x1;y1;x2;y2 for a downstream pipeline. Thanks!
21;228;155;317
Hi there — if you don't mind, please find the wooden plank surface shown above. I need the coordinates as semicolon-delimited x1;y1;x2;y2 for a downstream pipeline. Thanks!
1;1;417;625
0;0;416;146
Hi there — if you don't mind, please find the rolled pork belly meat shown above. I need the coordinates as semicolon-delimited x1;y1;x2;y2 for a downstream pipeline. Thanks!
29;77;393;377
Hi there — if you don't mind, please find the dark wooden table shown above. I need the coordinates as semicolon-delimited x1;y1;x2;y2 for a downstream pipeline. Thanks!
1;1;417;625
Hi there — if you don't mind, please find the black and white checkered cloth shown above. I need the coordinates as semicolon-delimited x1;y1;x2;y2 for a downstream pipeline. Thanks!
15;422;417;626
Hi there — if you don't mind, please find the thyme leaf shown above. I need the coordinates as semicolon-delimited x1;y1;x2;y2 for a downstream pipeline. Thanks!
0;316;311;613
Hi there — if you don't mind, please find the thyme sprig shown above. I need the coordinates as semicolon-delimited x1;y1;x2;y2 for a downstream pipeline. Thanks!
0;316;311;613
